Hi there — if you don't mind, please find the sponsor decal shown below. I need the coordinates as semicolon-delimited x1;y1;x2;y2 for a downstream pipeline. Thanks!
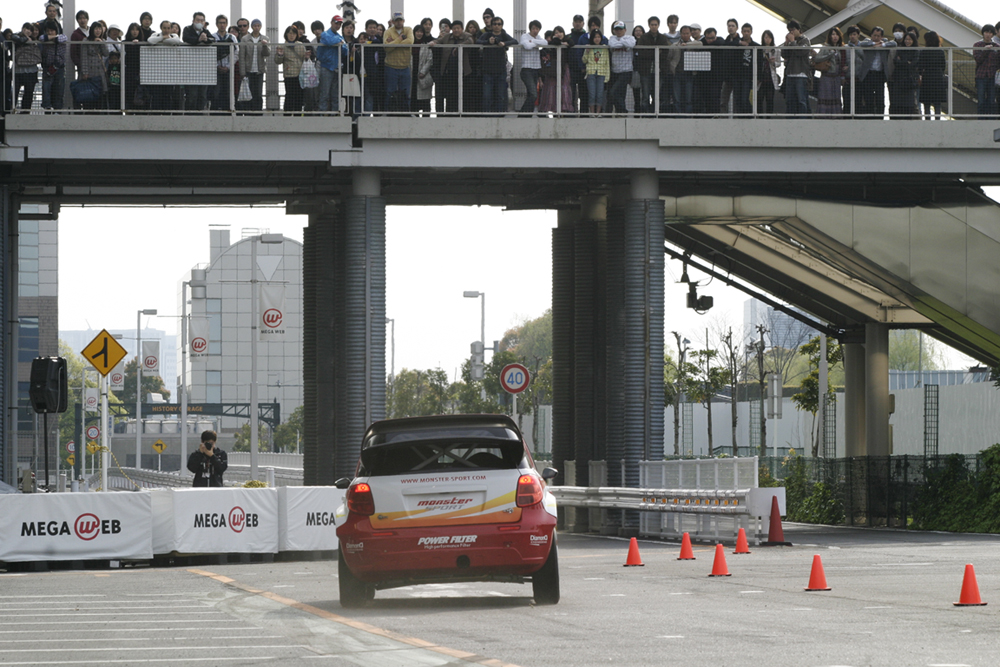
305;511;338;527
345;541;364;553
417;535;478;549
20;514;122;540
400;474;488;484
192;506;259;533
416;497;475;509
530;534;549;545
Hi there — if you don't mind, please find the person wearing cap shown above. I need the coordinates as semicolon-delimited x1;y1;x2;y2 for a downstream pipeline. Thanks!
608;20;635;115
383;12;414;111
105;23;124;56
477;15;517;114
182;13;216;111
518;20;547;114
239;19;270;111
317;15;350;112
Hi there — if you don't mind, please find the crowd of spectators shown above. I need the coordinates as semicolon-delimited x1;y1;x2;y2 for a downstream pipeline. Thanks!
3;4;1000;118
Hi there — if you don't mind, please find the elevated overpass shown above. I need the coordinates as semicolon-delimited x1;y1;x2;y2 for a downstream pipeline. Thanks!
2;113;1000;505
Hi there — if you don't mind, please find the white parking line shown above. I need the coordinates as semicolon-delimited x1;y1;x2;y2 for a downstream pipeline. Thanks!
0;658;278;665
0;595;106;599
0;645;298;654
0;611;227;618
0;620;244;626
0;637;285;644
0;626;260;634
0;606;209;612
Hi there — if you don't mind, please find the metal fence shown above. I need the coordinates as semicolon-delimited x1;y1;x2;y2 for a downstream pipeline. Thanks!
760;453;987;528
3;42;996;118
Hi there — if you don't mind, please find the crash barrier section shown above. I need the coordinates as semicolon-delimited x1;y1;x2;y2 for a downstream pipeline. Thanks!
0;486;346;564
551;457;786;544
0;491;153;563
277;487;346;552
151;487;280;555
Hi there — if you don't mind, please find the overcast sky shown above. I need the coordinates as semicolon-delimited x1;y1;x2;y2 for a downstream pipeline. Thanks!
50;0;995;377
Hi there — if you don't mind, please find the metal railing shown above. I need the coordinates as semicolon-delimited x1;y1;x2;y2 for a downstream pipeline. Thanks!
552;457;772;543
3;41;994;119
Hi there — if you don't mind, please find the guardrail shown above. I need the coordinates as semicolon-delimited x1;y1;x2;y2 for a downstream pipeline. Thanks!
2;41;984;118
552;457;784;544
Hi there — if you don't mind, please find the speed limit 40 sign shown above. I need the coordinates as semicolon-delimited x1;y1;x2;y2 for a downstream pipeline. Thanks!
500;363;530;394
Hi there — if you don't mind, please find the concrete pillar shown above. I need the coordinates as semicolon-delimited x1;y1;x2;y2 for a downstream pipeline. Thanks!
864;323;890;457
301;171;386;485
603;188;628;533
0;186;12;487
511;0;528;111
843;342;866;457
621;171;664;531
452;0;464;23
615;0;635;31
572;196;607;534
550;209;578;489
302;203;338;485
265;0;280;110
231;0;243;24
391;0;405;21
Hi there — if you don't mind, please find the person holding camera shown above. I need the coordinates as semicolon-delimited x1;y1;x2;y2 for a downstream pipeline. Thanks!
187;430;228;487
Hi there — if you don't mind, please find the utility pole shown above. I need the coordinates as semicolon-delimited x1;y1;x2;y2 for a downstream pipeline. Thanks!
756;324;768;459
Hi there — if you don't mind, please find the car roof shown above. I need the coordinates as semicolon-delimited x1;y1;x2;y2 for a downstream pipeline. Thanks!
363;413;521;447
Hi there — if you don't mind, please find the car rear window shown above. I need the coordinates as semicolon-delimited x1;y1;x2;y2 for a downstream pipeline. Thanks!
360;438;528;477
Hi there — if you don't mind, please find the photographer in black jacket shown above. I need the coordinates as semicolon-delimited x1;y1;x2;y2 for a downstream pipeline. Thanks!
187;430;228;487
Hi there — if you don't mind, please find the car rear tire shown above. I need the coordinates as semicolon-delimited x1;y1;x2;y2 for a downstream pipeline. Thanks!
532;543;560;605
339;548;374;608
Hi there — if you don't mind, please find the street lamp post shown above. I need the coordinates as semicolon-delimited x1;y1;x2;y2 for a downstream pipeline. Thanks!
180;274;206;468
463;291;486;398
136;309;157;470
250;233;283;481
385;317;395;382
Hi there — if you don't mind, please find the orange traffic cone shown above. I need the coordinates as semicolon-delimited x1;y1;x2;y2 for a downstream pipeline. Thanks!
763;495;793;546
954;564;987;606
677;532;695;560
623;537;645;567
733;527;751;554
708;544;731;577
805;555;831;591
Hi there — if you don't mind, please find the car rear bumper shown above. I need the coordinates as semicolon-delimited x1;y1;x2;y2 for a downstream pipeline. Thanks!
336;506;556;584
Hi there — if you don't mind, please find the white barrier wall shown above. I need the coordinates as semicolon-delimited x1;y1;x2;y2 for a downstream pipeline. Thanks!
0;493;153;562
278;487;346;552
152;488;279;555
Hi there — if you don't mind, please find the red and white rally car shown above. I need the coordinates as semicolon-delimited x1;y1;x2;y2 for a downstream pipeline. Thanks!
335;414;559;607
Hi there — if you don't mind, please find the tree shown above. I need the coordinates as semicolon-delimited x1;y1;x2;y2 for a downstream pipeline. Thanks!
791;336;844;457
764;308;816;386
119;358;171;406
500;309;552;361
688;329;731;457
273;405;303;452
232;422;271;452
664;339;700;456
714;323;754;457
387;368;451;418
889;330;942;371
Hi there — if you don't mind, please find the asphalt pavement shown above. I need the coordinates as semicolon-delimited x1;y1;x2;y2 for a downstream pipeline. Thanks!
2;523;999;667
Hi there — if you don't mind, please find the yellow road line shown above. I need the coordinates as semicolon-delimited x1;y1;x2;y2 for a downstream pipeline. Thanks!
187;568;522;667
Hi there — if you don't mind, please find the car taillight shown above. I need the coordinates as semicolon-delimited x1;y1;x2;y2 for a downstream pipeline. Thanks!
516;475;543;507
347;482;375;515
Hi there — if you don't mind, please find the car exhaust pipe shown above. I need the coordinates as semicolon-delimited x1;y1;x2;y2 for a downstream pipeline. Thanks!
456;555;470;569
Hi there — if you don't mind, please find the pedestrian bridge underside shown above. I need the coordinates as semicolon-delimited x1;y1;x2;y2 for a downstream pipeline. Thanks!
5;115;1000;365
661;194;1000;365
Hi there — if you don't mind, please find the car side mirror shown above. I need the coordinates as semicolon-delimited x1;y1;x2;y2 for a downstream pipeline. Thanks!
541;467;558;481
334;477;352;489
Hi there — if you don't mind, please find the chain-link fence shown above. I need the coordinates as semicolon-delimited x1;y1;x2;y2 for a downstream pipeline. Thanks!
760;453;988;528
4;41;998;118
